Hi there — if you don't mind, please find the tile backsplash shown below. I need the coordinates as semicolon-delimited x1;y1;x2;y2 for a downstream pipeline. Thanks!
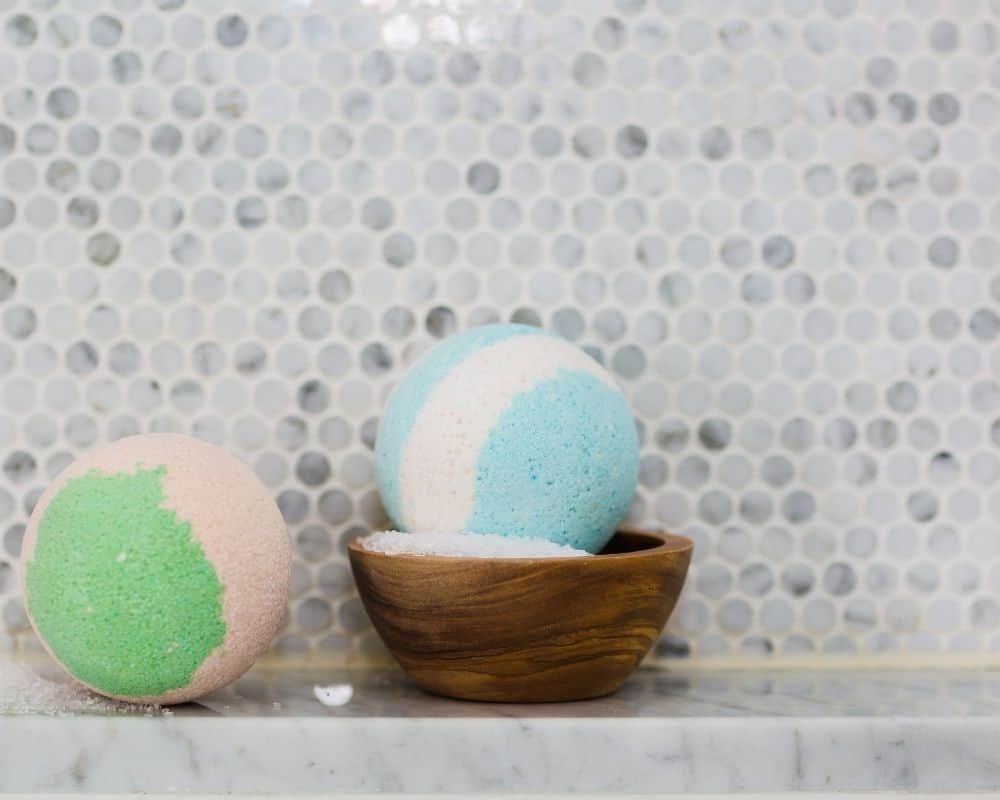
1;0;999;663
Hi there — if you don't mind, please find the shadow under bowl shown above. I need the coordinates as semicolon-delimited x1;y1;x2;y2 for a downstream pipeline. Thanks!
347;528;694;703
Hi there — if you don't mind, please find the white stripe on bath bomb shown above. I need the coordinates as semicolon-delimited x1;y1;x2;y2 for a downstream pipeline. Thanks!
398;333;617;534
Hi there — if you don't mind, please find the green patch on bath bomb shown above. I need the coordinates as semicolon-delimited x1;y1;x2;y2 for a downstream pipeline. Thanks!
26;466;226;698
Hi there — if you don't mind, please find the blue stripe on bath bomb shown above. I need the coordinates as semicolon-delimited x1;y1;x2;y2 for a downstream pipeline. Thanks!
375;324;552;529
467;368;639;553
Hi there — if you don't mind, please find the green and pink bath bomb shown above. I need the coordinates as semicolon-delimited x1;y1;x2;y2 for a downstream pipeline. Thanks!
22;434;291;704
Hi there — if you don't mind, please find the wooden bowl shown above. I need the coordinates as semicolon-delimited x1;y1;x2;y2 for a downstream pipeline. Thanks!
348;529;693;702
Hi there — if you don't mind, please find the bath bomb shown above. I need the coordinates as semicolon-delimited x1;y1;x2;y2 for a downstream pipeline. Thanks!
22;434;290;704
375;324;639;553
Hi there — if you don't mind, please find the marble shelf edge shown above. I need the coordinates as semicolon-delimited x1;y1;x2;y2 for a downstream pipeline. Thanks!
2;713;999;794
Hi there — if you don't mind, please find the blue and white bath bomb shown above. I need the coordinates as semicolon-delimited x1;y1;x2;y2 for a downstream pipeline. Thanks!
375;324;639;553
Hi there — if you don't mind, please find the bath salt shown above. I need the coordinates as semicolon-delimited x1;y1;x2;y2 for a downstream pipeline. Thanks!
314;683;353;707
0;660;163;715
359;530;590;558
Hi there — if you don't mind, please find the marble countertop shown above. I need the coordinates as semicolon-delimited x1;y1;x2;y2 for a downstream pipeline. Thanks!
2;661;1000;795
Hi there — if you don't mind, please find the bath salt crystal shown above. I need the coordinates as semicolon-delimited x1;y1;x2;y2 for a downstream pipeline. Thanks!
359;531;590;558
314;683;353;707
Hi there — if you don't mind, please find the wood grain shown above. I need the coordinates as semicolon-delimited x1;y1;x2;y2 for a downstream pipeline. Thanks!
348;529;693;702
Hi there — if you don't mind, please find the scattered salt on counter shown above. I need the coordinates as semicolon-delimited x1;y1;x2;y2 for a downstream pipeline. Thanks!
359;531;590;558
0;661;163;715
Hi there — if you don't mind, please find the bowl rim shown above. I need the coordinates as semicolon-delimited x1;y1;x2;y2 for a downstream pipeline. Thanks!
347;527;693;565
